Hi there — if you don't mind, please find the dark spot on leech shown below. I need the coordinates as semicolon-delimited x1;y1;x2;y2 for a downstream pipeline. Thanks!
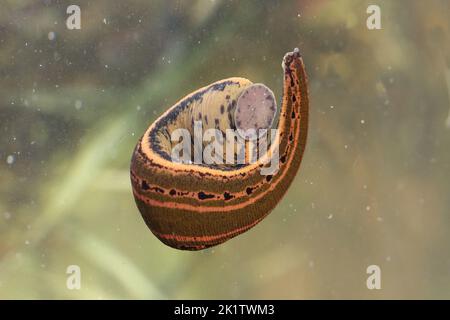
223;192;234;200
198;112;202;119
246;187;253;195
169;189;177;196
226;95;230;99
266;175;273;182
266;95;273;101
198;191;215;200
292;95;296;102
289;133;293;141
228;113;233;124
220;105;225;114
215;119;219;126
280;155;287;163
205;115;208;124
141;180;150;190
270;104;275;111
291;111;296;119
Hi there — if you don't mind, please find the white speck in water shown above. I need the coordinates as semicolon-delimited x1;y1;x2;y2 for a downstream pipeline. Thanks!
308;260;315;268
25;240;30;245
360;119;365;124
75;100;83;110
344;144;348;149
366;205;371;211
297;13;301;18
136;105;141;111
103;18;107;24
386;256;391;262
330;105;334;109
4;212;11;220
47;31;56;41
6;155;15;165
327;214;333;219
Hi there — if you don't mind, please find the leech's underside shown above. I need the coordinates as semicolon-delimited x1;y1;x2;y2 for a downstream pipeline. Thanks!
130;48;309;250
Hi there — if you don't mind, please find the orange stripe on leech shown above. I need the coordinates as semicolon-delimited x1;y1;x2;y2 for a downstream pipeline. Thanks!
139;88;288;179
141;135;281;178
152;216;264;243
134;62;305;213
133;109;303;213
139;59;304;181
131;167;271;202
138;70;296;181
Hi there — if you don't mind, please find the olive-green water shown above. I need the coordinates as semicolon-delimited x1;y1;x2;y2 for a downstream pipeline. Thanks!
1;0;450;299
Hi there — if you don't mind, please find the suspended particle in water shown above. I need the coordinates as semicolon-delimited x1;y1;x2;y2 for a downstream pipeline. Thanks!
6;155;15;165
75;100;83;110
48;31;56;41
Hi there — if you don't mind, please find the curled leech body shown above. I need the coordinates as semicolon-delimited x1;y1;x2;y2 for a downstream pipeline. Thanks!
130;48;308;250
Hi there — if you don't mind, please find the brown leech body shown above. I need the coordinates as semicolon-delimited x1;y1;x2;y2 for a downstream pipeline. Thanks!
130;48;309;250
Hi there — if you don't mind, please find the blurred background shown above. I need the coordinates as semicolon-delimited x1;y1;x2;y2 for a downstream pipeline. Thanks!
1;0;450;299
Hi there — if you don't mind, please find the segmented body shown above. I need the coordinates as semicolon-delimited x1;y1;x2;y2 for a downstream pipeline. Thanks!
130;49;309;250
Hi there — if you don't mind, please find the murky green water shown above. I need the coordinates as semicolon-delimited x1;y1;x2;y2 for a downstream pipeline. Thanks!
1;0;450;299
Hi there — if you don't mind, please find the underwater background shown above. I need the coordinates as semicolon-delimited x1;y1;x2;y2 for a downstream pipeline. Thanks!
1;0;450;299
